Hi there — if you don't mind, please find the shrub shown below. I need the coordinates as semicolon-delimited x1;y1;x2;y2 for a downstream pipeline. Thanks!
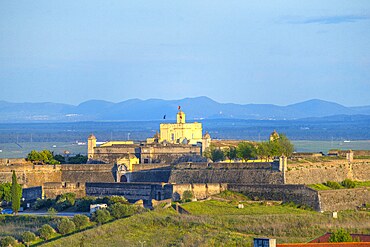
47;207;57;216
22;231;36;246
57;218;76;235
92;209;111;224
72;214;90;229
0;236;16;247
341;179;356;189
107;196;128;205
182;190;194;202
109;203;135;219
325;181;341;189
38;224;55;240
75;196;97;212
329;228;353;242
33;198;55;210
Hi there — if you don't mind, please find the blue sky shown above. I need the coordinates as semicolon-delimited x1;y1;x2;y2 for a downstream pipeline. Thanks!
0;1;369;106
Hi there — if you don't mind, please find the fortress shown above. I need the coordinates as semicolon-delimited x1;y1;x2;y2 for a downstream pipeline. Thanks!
1;108;369;211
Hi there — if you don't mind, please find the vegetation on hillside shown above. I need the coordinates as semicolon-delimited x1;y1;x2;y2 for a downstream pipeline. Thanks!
308;179;370;191
40;198;370;247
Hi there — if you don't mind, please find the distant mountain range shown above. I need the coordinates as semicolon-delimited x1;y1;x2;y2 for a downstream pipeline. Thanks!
1;96;370;122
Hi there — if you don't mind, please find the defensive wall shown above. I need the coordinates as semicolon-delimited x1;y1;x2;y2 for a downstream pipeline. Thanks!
43;182;86;198
61;164;116;183
228;184;320;210
285;159;370;184
85;182;227;206
168;162;285;184
22;186;43;201
228;184;369;211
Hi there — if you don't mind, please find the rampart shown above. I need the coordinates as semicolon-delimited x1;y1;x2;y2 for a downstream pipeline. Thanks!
228;184;320;210
61;164;115;183
43;182;86;198
318;188;369;211
285;160;370;184
0;159;62;187
169;162;284;184
22;186;43;201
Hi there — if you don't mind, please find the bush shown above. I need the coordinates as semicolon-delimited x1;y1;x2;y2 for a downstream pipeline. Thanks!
33;198;55;210
22;231;36;246
107;196;128;205
0;236;16;247
75;196;97;212
325;181;342;189
182;190;194;202
47;207;57;216
341;179;356;189
72;214;90;229
92;209;111;224
57;218;76;235
329;228;353;242
109;203;135;219
38;224;55;240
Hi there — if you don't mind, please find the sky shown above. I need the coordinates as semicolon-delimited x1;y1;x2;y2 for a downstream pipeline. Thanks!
0;1;369;106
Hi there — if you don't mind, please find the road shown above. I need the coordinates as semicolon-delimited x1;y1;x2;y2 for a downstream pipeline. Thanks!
18;211;89;217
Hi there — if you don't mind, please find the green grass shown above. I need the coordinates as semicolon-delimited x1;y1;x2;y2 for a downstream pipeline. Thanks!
308;180;370;191
181;200;310;215
0;215;60;239
38;199;370;247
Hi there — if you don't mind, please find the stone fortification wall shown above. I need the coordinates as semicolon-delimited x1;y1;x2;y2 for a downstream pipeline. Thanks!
169;162;283;184
61;164;115;183
86;182;173;204
0;163;62;187
22;186;43;201
285;160;370;184
43;182;86;198
228;184;320;210
0;158;30;165
318;188;370;211
126;170;171;183
132;164;171;172
93;145;138;163
172;183;227;200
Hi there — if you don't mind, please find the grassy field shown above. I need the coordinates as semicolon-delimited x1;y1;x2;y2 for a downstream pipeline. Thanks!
307;181;370;191
39;199;370;247
0;215;60;239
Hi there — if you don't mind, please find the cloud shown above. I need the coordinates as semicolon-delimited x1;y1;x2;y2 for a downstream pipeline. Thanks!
282;15;369;25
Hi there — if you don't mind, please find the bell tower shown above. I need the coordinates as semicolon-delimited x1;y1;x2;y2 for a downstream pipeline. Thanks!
176;106;186;124
87;134;97;159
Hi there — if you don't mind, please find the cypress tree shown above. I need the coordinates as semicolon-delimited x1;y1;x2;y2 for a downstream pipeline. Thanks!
11;171;21;214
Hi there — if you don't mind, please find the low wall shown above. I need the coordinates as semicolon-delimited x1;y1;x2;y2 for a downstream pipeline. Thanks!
22;186;42;201
228;184;320;211
43;182;86;198
318;188;370;211
169;169;283;184
172;183;227;201
285;160;370;184
124;170;171;183
0;163;62;187
61;164;115;183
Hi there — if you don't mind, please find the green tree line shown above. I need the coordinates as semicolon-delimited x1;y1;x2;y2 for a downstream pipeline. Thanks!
204;133;294;162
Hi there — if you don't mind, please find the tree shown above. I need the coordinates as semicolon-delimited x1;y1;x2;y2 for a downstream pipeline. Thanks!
0;236;16;247
257;142;271;161
72;214;90;229
109;203;135;219
11;171;21;214
182;190;194;202
329;228;353;242
236;142;257;162
275;134;294;157
224;146;237;162
38;224;55;240
92;209;111;224
22;231;36;247
0;183;12;203
57;218;76;235
26;150;60;164
204;145;225;162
